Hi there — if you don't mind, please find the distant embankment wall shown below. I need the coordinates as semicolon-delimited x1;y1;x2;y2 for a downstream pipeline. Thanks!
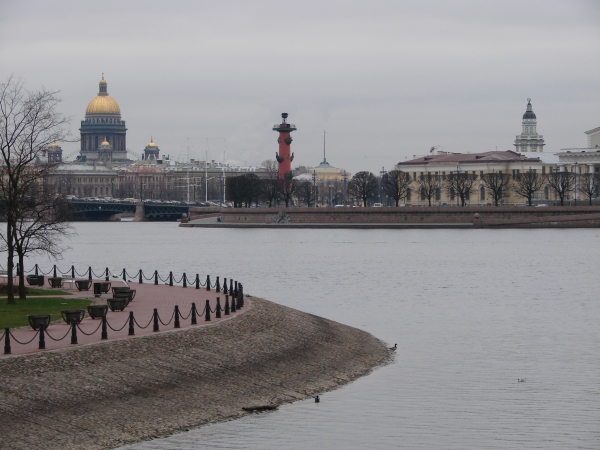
188;206;600;228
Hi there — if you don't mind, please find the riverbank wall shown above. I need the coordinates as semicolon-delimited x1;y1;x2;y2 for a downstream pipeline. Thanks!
185;206;600;228
0;297;389;450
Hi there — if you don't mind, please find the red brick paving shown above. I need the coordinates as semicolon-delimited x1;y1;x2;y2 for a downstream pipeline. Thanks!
2;277;248;356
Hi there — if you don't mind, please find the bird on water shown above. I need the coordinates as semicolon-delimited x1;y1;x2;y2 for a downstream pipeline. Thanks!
389;344;397;351
518;379;525;382
314;395;320;403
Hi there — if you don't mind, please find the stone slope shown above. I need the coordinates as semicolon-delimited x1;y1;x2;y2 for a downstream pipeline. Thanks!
0;297;389;450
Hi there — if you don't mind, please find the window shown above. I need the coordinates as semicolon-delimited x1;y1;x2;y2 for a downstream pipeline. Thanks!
450;187;455;200
406;188;411;201
542;166;546;174
480;186;485;201
480;171;484;177
544;186;549;200
420;188;425;201
435;188;441;201
413;172;416;181
466;190;470;201
442;171;446;180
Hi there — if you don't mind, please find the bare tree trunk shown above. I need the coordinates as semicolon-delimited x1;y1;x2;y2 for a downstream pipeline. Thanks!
17;249;26;300
6;221;15;305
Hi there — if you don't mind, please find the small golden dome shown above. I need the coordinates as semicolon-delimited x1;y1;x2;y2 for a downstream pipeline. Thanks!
50;141;59;148
148;137;156;147
100;137;110;146
86;96;121;115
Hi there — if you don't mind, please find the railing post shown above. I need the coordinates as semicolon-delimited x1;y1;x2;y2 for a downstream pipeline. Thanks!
4;328;11;355
191;303;197;325
122;268;126;282
128;311;135;336
237;290;242;309
224;296;230;315
169;271;173;287
53;265;57;278
230;279;234;296
195;274;200;289
216;297;222;319
71;265;75;279
206;275;211;291
39;325;46;350
154;270;158;285
223;278;228;295
105;267;109;282
205;299;211;321
231;294;236;313
35;264;39;276
139;270;143;284
239;283;244;308
70;322;78;345
88;266;92;280
216;276;220;293
101;316;108;340
183;273;187;288
153;308;159;332
174;305;180;328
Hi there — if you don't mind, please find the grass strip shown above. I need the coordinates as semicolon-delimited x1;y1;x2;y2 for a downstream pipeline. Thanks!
0;287;72;297
0;297;92;329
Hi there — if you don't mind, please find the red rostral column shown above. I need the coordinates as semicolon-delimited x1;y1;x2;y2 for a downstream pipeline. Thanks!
273;113;296;180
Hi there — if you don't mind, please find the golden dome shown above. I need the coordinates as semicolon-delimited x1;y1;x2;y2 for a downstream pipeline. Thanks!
148;137;156;147
50;141;59;148
85;76;121;115
100;137;110;146
86;95;121;115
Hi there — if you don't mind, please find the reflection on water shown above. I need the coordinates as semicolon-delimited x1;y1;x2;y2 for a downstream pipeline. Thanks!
21;224;600;449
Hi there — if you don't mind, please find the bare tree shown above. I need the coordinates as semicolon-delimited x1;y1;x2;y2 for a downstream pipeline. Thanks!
579;172;600;206
480;172;512;206
279;179;296;207
12;177;73;299
260;160;280;207
298;180;314;206
0;76;70;305
445;172;477;206
348;171;378;207
381;170;411;206
546;171;574;206
513;169;545;206
416;172;441;206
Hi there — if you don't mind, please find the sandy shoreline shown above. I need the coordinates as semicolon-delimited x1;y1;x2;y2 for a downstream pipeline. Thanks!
0;297;390;450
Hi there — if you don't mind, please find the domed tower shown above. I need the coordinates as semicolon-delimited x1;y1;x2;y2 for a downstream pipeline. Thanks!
46;142;63;164
79;76;129;162
143;137;160;161
514;98;545;153
97;137;113;162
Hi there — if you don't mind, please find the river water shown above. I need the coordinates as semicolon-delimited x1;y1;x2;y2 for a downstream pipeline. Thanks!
22;223;600;449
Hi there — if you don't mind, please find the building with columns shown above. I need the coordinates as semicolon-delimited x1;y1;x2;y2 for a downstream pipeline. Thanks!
78;76;129;162
514;99;545;153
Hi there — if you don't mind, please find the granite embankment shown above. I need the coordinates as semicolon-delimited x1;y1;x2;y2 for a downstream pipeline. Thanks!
0;297;389;450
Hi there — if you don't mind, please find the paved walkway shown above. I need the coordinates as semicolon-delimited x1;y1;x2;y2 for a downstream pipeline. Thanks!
2;277;248;356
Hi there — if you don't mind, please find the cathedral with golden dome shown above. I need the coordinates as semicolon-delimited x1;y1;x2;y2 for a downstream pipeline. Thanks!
78;76;129;162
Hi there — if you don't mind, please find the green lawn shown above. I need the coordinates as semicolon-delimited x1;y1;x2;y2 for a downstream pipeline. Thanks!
0;287;72;297
0;297;92;329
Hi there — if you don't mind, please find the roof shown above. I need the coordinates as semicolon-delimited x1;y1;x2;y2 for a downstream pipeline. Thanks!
519;152;559;164
584;127;600;135
397;150;542;166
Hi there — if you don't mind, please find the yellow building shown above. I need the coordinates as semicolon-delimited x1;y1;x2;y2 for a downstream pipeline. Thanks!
396;150;560;206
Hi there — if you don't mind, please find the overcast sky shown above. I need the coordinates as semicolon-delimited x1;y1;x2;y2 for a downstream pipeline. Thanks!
1;0;599;174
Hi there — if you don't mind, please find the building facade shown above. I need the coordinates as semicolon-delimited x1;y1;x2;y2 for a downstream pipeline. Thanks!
79;76;129;162
514;99;545;153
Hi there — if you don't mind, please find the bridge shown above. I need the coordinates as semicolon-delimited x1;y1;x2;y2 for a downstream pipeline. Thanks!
68;200;189;221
